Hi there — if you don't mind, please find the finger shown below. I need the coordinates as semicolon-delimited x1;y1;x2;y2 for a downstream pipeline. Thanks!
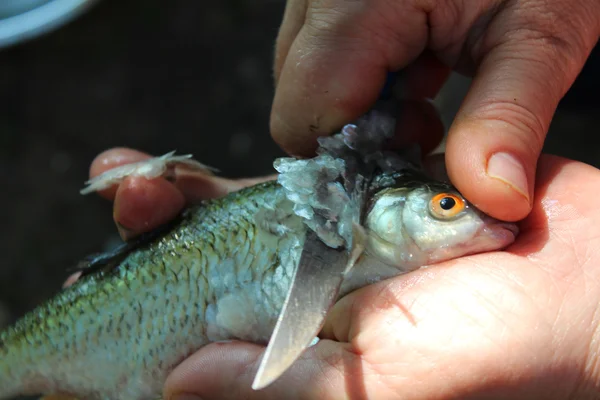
270;1;429;156
113;176;185;241
273;0;307;83
112;174;276;240
163;342;269;400
445;3;600;221
164;340;359;400
319;270;435;344
91;148;276;204
62;272;82;288
89;148;151;200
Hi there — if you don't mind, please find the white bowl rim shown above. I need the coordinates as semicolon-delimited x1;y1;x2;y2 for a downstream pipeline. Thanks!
0;0;100;49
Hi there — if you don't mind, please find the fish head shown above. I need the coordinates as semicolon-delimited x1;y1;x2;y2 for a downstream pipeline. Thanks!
363;175;518;269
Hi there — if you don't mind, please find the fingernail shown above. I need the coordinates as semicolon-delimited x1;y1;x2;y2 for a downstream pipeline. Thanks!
62;271;82;288
487;152;529;201
115;221;136;242
171;394;203;400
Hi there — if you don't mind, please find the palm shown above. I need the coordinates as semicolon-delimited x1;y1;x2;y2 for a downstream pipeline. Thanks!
313;155;600;399
86;150;600;398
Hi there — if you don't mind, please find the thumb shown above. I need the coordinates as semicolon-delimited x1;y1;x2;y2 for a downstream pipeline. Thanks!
163;342;265;400
163;340;358;400
446;5;599;221
270;0;430;156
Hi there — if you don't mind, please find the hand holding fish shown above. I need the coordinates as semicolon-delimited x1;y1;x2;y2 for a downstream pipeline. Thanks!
269;0;600;223
85;148;276;242
88;149;600;399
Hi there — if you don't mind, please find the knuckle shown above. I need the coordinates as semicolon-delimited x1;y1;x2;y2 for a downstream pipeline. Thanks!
430;0;497;66
304;0;428;64
304;0;352;36
509;28;584;82
473;99;547;154
494;1;593;61
467;0;597;89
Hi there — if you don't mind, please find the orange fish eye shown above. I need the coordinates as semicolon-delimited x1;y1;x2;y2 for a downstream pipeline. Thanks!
429;193;466;219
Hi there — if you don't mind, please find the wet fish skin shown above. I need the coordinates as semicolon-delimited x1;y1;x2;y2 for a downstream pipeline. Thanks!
0;181;305;400
0;170;518;400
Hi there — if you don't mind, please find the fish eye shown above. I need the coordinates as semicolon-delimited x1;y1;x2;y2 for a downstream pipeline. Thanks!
429;193;466;220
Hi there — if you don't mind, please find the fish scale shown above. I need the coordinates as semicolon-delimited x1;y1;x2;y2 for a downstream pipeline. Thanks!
0;159;519;399
0;181;304;400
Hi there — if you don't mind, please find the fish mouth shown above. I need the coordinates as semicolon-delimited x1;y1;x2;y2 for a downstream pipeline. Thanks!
498;222;519;236
485;221;519;248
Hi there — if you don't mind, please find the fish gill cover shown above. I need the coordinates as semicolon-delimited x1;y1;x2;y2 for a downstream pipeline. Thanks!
274;105;420;251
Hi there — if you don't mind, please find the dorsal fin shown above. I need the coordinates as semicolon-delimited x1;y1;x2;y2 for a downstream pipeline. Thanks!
72;214;183;278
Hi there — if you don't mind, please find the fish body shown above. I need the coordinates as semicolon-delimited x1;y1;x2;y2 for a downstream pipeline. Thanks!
0;111;519;399
1;181;305;399
0;171;517;400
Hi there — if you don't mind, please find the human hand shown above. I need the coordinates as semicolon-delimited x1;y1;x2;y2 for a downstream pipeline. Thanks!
76;148;600;399
160;154;600;399
61;147;275;287
84;147;275;241
269;0;600;222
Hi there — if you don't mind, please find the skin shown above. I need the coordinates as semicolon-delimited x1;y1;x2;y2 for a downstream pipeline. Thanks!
80;148;600;399
61;3;600;395
268;0;600;222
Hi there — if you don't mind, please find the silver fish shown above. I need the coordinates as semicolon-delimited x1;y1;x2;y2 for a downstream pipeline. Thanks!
0;115;518;400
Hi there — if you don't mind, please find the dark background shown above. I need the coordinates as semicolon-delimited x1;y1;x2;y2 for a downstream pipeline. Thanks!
0;0;598;334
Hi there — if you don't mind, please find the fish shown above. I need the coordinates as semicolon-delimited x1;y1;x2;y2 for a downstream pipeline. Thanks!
0;111;518;400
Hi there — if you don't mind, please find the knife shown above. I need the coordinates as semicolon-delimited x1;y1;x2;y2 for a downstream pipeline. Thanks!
252;72;399;391
251;230;348;390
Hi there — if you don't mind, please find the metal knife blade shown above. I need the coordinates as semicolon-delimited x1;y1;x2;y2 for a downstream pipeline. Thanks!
251;230;348;390
251;71;400;391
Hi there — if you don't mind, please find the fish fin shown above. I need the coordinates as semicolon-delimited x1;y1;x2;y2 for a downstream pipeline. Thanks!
70;242;130;277
71;214;183;277
80;151;218;195
345;222;367;273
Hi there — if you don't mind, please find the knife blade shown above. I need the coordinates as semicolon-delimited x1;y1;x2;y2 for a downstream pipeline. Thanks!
252;71;400;391
251;230;348;390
